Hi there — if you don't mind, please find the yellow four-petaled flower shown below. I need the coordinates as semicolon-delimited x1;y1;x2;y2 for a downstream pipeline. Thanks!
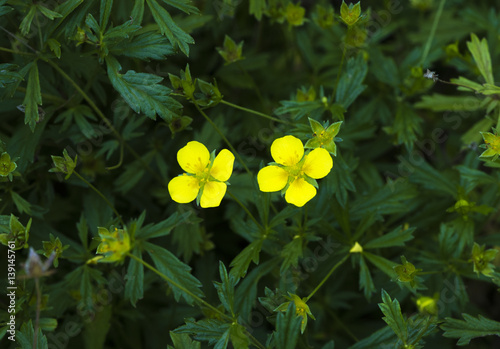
168;141;235;208
257;135;333;207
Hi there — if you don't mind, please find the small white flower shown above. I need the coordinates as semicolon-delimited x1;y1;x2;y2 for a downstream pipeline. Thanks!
423;69;438;82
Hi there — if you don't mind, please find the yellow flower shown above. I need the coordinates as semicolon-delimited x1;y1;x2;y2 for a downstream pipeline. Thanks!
257;135;332;207
274;293;315;334
168;141;235;208
88;227;130;264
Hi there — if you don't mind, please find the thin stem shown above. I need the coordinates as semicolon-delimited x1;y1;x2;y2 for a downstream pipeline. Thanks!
106;142;124;170
127;252;230;320
46;59;165;185
227;189;262;230
73;171;125;227
304;254;349;303
33;278;41;349
220;99;293;125
193;102;252;176
420;0;446;66
0;47;35;56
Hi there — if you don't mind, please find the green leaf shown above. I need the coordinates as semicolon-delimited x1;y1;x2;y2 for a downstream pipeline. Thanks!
176;318;230;346
100;0;113;30
170;332;201;349
19;5;37;36
22;61;42;132
383;102;422;150
409;160;457;196
145;0;194;55
364;252;397;279
274;99;326;120
229;239;263;279
137;211;188;239
55;105;97;138
335;54;367;109
125;246;144;306
0;63;22;88
466;34;494;84
162;0;199;14
172;210;204;262
47;38;61;58
273;302;302;349
16;320;48;349
280;236;303;274
378;289;408;344
415;94;482;111
359;255;376;300
325;152;356;207
106;55;182;121
83;303;112;349
110;30;174;60
348;325;395;349
213;261;238;315
10;191;31;215
38;4;63;20
0;0;13;17
229;323;250;349
131;0;145;24
450;76;483;92
249;0;266;20
441;314;500;345
144;241;204;304
364;225;415;249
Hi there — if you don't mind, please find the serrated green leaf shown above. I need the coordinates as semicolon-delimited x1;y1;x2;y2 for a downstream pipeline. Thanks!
214;261;237;315
378;290;408;344
441;314;500;345
348;325;395;349
249;0;266;20
365;225;415;249
47;38;61;58
10;191;31;215
19;6;37;36
16;320;48;349
229;323;250;349
0;64;22;88
384;102;422;150
125;246;144;306
137;212;188;239
336;54;367;109
450;76;483;92
364;252;397;279
274;99;326;120
22;61;42;132
461;117;493;145
38;4;63;20
414;94;482;111
162;0;199;14
273;302;301;349
170;332;201;349
110;30;174;60
106;55;182;121
100;0;113;30
466;34;494;85
176;318;230;346
409;160;457;196
359;255;376;300
325;152;356;207
145;0;194;55
144;241;204;304
0;0;13;17
229;239;263;279
280;236;303;274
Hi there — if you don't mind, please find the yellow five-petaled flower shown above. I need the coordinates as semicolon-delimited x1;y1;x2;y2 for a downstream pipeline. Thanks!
168;141;235;208
257;135;333;207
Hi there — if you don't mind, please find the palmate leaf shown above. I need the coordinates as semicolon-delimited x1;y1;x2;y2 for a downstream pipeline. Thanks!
335;53;368;109
466;34;494;85
144;241;204;305
280;236;303;274
273;302;302;349
136;211;188;239
359;255;376;300
383;102;422;151
106;55;182;122
378;290;408;344
176;318;230;347
229;239;263;279
16;320;48;349
110;30;175;60
249;0;266;20
145;0;194;55
213;262;238;315
441;314;500;345
125;246;144;306
169;332;201;349
364;225;415;249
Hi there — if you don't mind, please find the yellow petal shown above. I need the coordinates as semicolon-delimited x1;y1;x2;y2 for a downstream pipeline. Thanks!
302;148;333;179
168;175;200;203
257;166;289;192
271;135;304;166
285;178;316;207
210;149;235;181
200;181;227;208
177;141;210;174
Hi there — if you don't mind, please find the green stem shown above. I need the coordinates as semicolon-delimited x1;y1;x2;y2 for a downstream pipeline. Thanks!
220;99;293;125
420;0;446;66
227;189;262;230
127;252;230;320
45;59;165;185
106;142;124;170
73;171;125;227
496;106;500;131
33;278;41;349
304;254;349;303
0;47;35;56
193;102;252;176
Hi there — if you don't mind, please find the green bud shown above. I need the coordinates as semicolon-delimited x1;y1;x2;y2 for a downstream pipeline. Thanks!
470;242;498;277
49;149;77;180
285;3;306;27
340;1;362;26
314;4;335;29
216;35;244;65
